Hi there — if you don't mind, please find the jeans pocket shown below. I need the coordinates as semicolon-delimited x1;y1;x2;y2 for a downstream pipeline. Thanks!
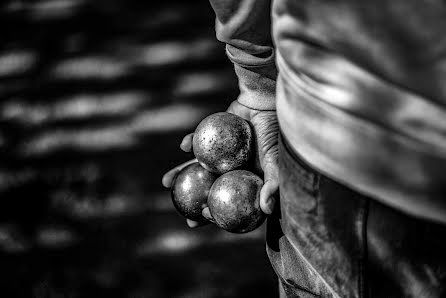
272;135;339;297
267;230;325;298
276;134;362;298
279;134;320;213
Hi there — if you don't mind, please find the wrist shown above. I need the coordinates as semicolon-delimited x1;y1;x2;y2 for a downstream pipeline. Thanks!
226;45;277;111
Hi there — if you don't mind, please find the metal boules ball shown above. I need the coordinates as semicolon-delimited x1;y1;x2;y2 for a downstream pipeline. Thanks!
171;162;218;222
193;112;253;175
208;170;265;233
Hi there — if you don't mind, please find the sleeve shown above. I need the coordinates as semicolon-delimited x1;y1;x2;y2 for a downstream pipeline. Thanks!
208;0;277;111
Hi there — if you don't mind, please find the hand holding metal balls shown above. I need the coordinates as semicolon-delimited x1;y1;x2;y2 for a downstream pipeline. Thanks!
170;112;267;233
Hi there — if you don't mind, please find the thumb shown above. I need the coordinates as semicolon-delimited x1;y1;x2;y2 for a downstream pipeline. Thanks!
259;159;279;215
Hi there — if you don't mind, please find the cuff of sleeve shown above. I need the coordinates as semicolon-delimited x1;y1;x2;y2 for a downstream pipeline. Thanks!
226;45;277;111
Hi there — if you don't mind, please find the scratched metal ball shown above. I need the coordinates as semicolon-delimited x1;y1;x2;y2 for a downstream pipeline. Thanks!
193;112;253;175
171;162;218;221
208;170;265;233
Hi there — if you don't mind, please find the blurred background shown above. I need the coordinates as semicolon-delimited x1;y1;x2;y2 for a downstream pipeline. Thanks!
0;0;277;297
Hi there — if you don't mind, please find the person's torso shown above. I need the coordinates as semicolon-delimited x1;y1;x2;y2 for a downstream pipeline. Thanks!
272;0;446;223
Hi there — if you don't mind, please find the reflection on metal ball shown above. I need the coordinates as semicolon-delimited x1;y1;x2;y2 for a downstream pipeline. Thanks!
208;170;265;233
193;112;252;175
171;162;218;221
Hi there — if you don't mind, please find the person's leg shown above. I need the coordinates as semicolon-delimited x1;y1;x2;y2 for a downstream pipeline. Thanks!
266;133;368;298
366;195;446;297
266;133;446;297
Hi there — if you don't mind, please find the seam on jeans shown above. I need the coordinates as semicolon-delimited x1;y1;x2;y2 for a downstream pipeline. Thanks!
357;196;370;298
281;132;320;180
285;233;342;298
279;274;321;297
281;132;320;214
312;171;320;216
266;243;321;298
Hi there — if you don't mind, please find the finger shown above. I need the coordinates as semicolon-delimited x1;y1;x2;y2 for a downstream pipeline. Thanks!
260;179;278;215
202;207;216;223
186;218;209;228
180;133;194;152
162;159;197;188
186;219;200;228
259;160;279;214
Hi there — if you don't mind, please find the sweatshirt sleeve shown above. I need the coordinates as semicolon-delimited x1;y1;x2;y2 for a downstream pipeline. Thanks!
208;0;277;110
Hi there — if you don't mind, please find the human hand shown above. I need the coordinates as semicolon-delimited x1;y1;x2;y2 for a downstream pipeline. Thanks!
162;100;279;227
226;101;279;215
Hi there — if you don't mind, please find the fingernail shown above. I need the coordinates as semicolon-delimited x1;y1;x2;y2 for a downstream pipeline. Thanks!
202;208;215;223
265;197;276;214
161;177;169;188
186;219;200;228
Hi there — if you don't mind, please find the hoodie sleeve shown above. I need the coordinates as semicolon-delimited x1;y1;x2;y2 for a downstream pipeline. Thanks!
208;0;277;110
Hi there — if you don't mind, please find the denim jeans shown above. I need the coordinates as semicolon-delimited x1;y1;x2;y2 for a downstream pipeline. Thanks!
266;134;446;298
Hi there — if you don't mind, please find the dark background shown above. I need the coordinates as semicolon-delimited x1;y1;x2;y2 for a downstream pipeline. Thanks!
0;0;277;297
